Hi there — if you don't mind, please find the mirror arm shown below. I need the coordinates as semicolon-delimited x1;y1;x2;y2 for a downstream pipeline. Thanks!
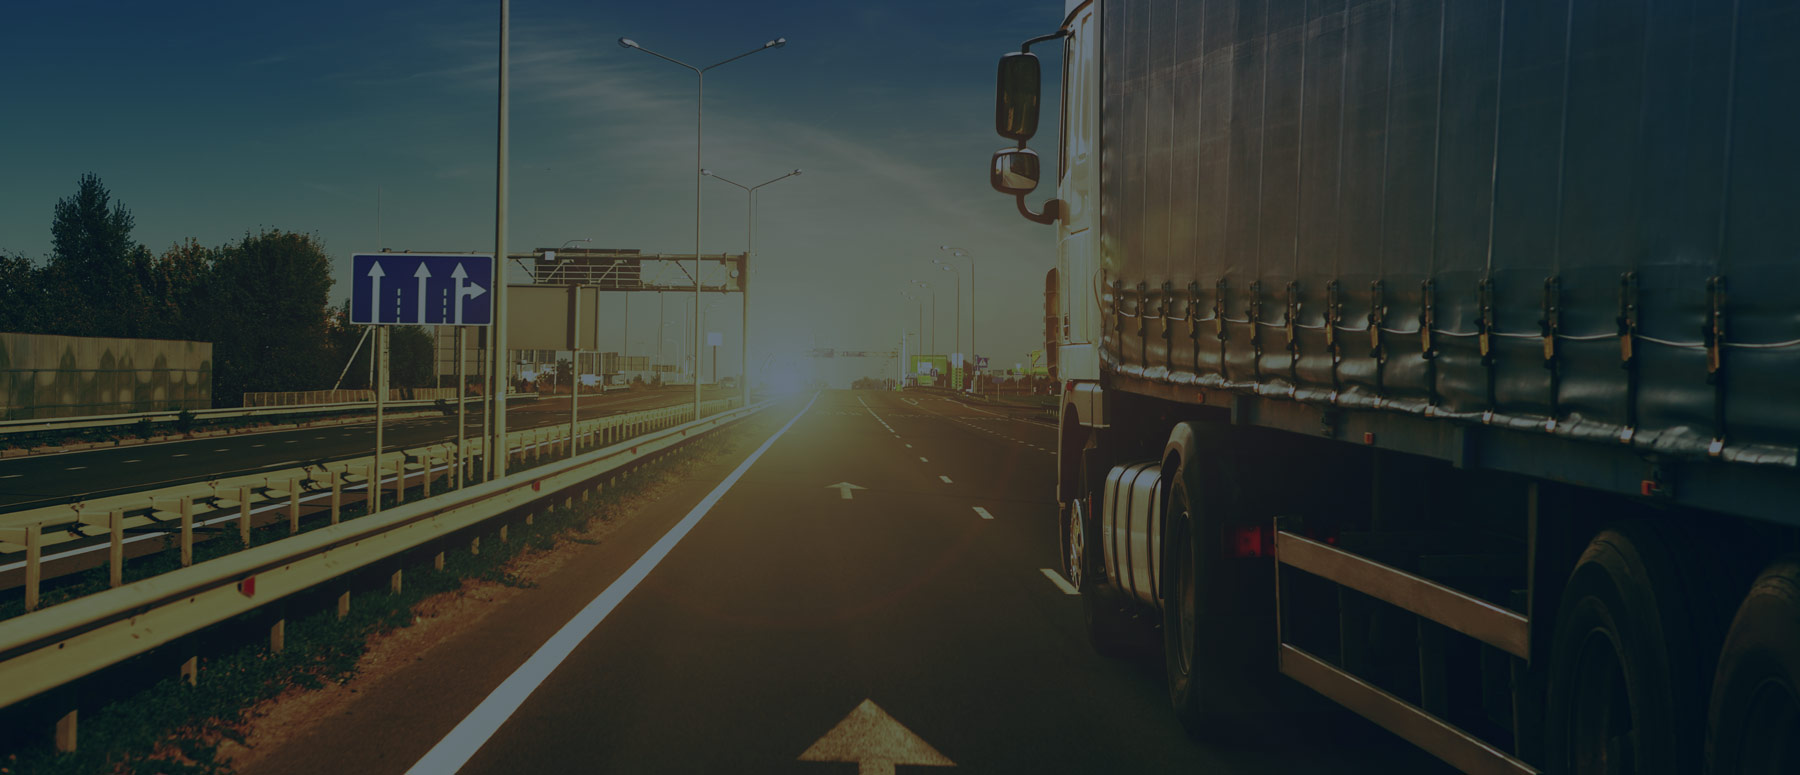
1016;196;1062;225
1020;29;1071;53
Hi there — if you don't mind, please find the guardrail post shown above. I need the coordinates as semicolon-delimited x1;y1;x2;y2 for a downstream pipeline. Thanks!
288;477;301;533
390;569;403;594
2;525;43;611
434;551;445;571
525;512;534;526
55;708;76;753
270;618;285;653
337;591;350;619
395;457;407;505
108;509;124;588
470;536;480;556
367;462;380;514
330;471;341;524
423;454;433;498
238;485;252;545
499;524;508;543
179;496;194;567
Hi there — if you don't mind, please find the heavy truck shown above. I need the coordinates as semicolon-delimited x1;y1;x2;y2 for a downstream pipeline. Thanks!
986;1;1800;773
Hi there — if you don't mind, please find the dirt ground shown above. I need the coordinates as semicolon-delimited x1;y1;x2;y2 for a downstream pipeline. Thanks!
213;445;709;772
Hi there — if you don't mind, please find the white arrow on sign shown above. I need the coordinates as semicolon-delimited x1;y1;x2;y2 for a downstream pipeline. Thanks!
413;263;432;324
366;262;386;322
451;263;486;325
825;482;866;500
799;699;954;775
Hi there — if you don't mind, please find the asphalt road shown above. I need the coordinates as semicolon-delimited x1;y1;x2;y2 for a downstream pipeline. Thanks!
250;389;1447;774
0;387;727;513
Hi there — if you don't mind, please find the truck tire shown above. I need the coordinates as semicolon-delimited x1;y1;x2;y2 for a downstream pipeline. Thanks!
1072;447;1138;657
1705;557;1800;775
1161;471;1274;738
1546;525;1708;775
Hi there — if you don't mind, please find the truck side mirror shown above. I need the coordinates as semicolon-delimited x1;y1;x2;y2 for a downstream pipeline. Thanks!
995;52;1041;142
990;147;1042;196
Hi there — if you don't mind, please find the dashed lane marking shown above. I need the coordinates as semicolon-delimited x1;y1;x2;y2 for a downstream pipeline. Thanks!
974;507;994;520
65;466;85;471
0;474;21;480
1040;568;1079;595
939;475;953;484
919;457;928;463
123;459;141;463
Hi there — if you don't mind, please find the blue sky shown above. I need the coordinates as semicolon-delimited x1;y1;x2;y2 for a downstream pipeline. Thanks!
1;0;1066;380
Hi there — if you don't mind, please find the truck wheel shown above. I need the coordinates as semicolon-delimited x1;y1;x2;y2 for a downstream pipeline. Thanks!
1706;558;1800;775
1546;525;1707;775
1071;455;1138;657
1162;472;1270;737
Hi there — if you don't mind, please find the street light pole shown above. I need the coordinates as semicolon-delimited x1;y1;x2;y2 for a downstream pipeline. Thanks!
934;262;961;359
913;281;936;354
620;35;787;420
489;0;511;481
938;245;975;376
704;168;801;408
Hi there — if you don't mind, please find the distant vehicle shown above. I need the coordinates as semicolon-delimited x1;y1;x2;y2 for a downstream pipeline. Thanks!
989;2;1800;773
719;376;737;390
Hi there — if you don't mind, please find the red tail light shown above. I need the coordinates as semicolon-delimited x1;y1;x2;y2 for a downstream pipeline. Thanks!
1226;526;1274;558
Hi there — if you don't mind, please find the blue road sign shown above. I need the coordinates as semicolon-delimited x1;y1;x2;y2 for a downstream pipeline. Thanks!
350;254;494;326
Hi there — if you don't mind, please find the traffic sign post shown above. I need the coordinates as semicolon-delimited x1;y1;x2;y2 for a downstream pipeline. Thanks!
351;253;496;496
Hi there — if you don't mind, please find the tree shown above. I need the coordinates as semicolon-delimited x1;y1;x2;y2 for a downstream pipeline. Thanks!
142;239;216;341
206;229;335;405
46;173;146;337
0;252;41;333
389;326;435;388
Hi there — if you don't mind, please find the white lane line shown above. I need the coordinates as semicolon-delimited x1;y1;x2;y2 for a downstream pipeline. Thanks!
213;448;229;452
405;391;822;775
0;474;21;480
974;507;994;520
939;475;952;484
904;444;912;449
65;466;86;471
856;395;897;435
285;440;298;444
251;444;265;448
173;453;189;457
919;457;928;463
1040;568;1079;595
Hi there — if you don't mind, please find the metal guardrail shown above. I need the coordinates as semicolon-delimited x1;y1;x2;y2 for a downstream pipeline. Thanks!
0;395;765;717
0;397;739;601
0;393;543;438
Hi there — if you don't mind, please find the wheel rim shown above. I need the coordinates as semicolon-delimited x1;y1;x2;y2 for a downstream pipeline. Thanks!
1738;677;1800;774
1173;508;1195;679
1567;625;1636;774
1065;497;1086;588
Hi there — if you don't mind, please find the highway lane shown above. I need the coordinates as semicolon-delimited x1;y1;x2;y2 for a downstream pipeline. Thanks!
0;387;727;513
251;389;1446;774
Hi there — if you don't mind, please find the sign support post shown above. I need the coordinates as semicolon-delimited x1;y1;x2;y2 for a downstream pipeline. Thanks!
455;327;466;486
490;0;511;482
373;327;387;514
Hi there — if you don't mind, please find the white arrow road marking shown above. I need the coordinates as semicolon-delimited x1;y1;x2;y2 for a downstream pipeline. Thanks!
798;699;954;775
826;481;866;500
939;475;953;484
366;261;386;321
973;507;993;520
1040;568;1079;595
403;392;821;775
413;263;432;323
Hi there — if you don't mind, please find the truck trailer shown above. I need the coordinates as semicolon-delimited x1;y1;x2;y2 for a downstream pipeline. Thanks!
987;1;1800;773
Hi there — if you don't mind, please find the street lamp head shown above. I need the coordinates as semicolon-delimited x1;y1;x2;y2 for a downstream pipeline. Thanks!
618;38;638;49
792;169;803;176
701;168;714;176
766;37;787;48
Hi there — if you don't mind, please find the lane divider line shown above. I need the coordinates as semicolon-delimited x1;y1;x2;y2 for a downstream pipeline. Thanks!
919;457;928;463
1040;568;1078;595
973;507;993;520
404;391;820;775
939;475;953;484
